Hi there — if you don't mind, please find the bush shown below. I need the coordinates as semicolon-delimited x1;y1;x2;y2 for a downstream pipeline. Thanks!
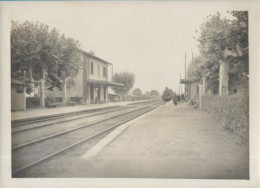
69;97;82;104
202;93;249;144
45;97;62;105
26;97;64;108
26;97;41;108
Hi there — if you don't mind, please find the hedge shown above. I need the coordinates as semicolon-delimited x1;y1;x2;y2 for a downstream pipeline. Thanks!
69;97;82;104
26;97;63;108
201;93;249;144
45;97;63;104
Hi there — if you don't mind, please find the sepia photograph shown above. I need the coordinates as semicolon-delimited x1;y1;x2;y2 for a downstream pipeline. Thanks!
1;1;260;187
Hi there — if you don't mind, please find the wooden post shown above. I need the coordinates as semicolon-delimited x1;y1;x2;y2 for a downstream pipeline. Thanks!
199;83;203;109
23;86;26;110
202;77;207;95
62;80;67;104
40;69;46;107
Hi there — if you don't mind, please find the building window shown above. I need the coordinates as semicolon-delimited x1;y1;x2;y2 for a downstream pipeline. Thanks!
91;62;94;74
103;67;107;78
104;86;106;100
97;65;100;76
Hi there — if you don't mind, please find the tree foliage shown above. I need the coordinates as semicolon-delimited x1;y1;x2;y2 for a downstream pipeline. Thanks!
11;21;41;84
11;20;81;105
150;90;160;97
48;35;81;90
11;20;80;86
111;72;135;99
188;11;248;92
228;11;249;86
132;88;142;96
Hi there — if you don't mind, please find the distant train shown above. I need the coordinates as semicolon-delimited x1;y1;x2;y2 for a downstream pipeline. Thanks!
162;94;172;102
162;87;174;101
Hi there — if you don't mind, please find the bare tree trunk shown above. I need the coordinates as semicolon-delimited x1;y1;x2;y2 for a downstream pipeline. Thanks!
62;80;67;105
40;69;46;107
219;59;229;96
119;92;123;102
28;66;34;95
202;77;207;95
218;47;240;96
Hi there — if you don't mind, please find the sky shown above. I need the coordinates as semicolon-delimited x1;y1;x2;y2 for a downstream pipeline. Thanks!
6;1;234;94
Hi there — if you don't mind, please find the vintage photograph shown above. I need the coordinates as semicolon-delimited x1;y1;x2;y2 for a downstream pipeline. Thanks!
3;0;253;182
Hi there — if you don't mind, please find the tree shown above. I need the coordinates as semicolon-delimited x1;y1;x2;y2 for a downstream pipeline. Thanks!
150;90;160;97
48;35;81;104
11;21;60;106
11;20;81;107
228;11;249;92
111;72;135;101
144;91;151;99
132;88;142;96
37;25;62;106
189;11;248;95
11;21;41;94
187;55;205;80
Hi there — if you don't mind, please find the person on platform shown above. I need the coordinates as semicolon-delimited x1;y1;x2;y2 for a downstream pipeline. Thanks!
173;93;178;105
181;93;185;102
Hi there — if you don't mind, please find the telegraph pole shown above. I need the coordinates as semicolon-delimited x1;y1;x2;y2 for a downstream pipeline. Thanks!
191;47;194;61
185;52;187;79
184;52;187;96
180;73;182;94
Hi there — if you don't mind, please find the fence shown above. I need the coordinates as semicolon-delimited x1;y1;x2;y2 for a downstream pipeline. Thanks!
201;94;249;144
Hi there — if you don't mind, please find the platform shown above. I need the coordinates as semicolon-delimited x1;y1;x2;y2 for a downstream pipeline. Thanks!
70;102;249;179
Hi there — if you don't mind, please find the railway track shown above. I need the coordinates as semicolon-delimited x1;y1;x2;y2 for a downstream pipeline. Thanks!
12;105;122;127
12;101;164;177
12;105;146;148
12;105;134;134
128;99;163;106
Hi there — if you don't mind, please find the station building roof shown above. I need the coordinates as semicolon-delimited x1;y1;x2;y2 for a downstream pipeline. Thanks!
86;79;124;87
180;79;200;84
81;50;113;65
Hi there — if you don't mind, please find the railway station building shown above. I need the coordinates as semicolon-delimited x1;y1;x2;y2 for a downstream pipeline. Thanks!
11;78;26;111
45;50;123;104
180;79;200;101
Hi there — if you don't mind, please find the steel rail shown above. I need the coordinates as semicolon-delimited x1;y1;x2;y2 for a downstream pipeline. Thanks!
12;106;149;150
12;100;161;127
11;106;122;127
128;99;161;106
12;105;158;177
12;106;134;134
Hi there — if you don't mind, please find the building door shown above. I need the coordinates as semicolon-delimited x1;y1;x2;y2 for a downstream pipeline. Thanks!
103;86;106;101
97;86;100;103
90;84;94;104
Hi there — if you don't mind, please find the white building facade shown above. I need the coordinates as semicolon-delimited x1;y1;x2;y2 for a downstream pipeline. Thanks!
45;51;123;104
